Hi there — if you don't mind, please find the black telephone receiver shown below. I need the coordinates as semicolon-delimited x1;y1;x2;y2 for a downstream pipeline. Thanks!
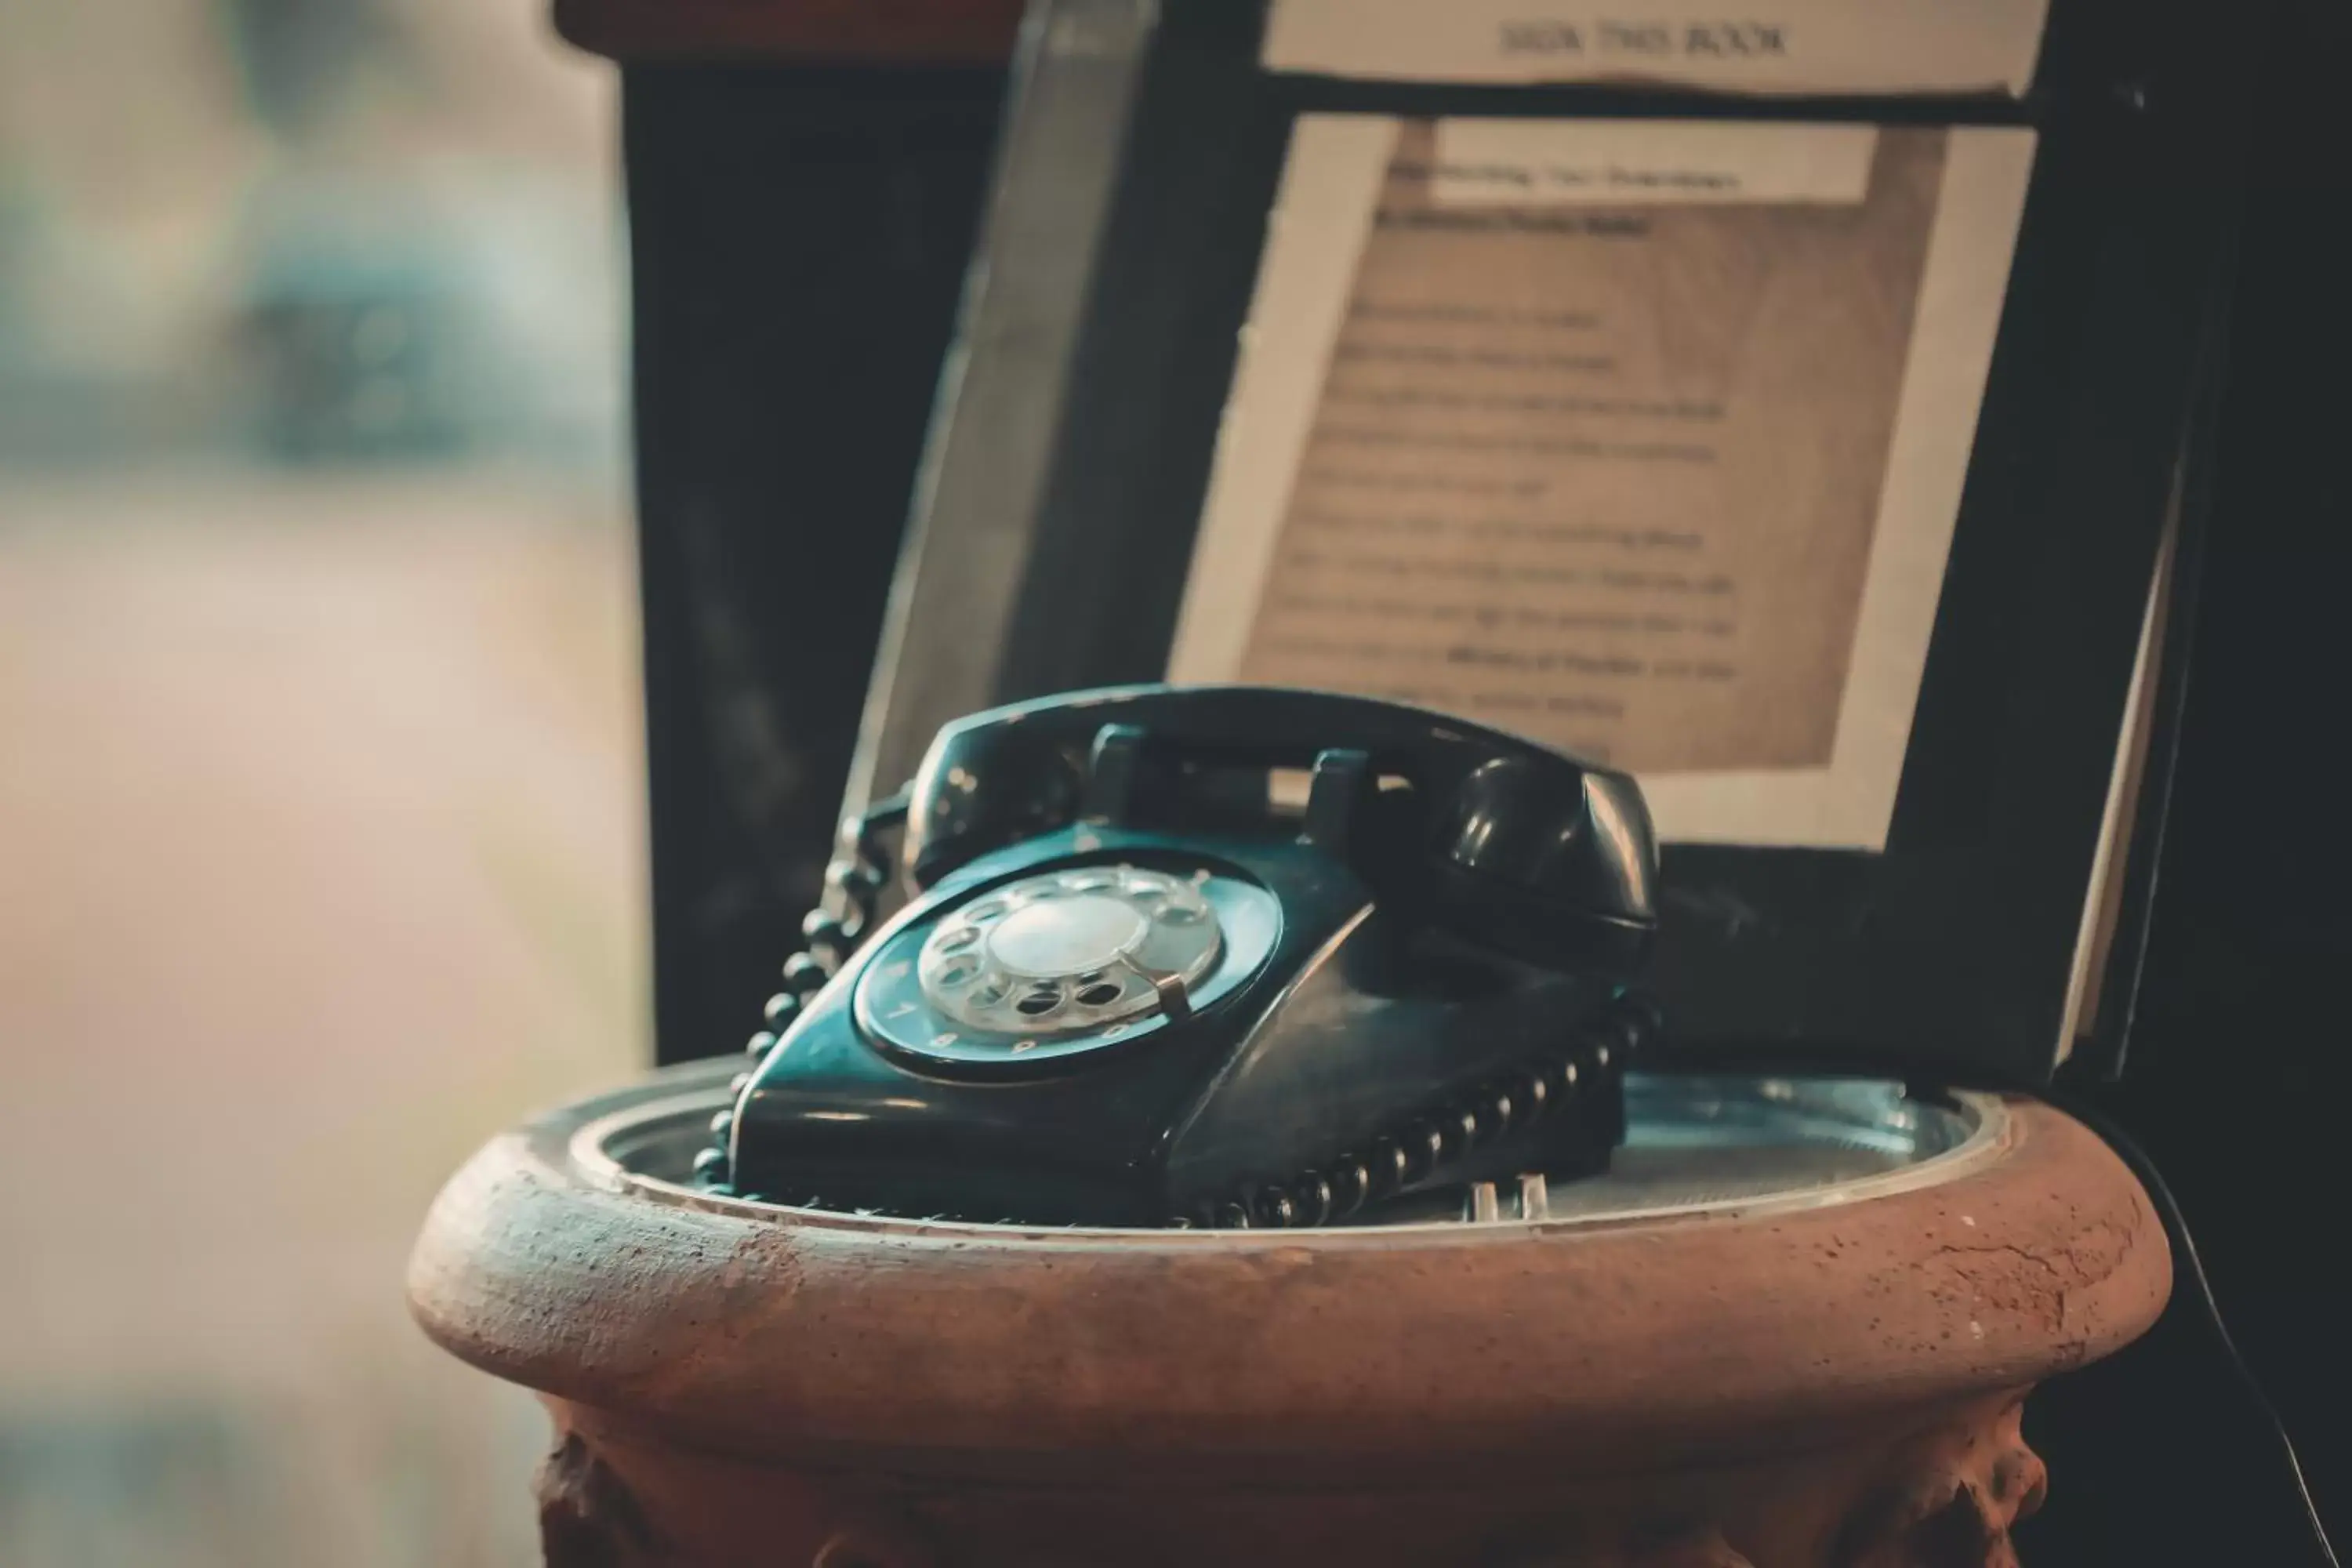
708;685;1661;1228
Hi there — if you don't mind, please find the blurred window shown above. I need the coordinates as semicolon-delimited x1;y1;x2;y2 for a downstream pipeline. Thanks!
0;3;644;1563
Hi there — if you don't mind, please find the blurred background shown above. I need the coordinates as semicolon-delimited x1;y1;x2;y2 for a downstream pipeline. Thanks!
0;2;642;1563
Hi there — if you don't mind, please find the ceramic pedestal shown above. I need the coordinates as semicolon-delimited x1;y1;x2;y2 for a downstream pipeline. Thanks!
408;1063;2169;1566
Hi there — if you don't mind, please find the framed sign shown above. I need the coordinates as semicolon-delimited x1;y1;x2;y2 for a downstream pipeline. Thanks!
1170;115;2034;851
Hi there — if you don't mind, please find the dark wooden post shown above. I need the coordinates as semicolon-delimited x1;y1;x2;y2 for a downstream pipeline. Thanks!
573;2;1020;1067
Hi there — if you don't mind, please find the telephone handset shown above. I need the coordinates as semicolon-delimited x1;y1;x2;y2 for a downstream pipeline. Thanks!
703;685;1661;1228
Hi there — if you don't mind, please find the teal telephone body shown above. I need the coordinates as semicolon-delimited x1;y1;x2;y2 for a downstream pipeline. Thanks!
706;684;1660;1227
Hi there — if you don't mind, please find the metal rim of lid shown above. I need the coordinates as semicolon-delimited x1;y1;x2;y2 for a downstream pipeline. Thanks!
575;1062;2009;1236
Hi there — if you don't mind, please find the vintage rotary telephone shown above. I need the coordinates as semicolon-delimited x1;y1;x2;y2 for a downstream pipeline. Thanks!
694;684;1661;1227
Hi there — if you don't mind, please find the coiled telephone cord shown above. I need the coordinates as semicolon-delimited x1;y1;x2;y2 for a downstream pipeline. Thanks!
1171;993;1651;1230
692;793;906;1200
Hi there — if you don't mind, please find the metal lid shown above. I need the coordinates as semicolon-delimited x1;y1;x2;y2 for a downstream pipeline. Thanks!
586;1062;2000;1231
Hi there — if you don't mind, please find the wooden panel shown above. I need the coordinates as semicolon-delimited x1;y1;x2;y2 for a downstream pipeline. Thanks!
554;0;1027;64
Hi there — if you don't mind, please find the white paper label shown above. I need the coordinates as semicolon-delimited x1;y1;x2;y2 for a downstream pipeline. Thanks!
1432;120;1878;206
1262;0;2053;98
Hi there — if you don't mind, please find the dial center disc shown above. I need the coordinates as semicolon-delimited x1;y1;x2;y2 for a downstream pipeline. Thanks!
985;895;1148;978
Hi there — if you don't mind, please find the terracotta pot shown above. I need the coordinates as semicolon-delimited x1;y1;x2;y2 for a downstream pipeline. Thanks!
408;1062;2168;1566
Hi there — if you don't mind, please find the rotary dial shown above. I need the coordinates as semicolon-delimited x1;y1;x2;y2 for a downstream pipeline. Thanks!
916;866;1224;1037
